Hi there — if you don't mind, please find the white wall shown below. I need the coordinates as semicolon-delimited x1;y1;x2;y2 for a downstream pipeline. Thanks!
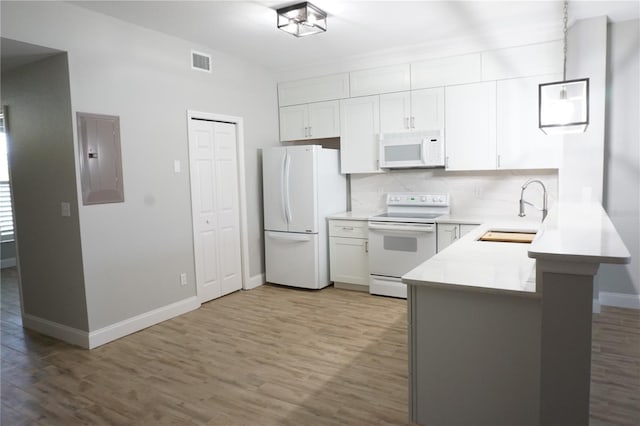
1;1;279;331
351;169;558;221
600;19;640;300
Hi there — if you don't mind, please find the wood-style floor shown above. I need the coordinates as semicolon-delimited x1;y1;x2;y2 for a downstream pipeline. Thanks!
1;266;639;425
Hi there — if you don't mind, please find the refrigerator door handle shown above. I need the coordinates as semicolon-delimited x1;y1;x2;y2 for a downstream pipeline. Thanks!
267;232;311;242
284;153;292;223
280;152;288;224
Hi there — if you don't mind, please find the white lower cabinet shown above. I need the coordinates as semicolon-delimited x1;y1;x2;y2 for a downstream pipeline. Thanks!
329;219;369;291
437;223;479;252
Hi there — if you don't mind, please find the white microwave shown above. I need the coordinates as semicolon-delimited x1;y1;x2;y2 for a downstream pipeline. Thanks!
379;130;445;169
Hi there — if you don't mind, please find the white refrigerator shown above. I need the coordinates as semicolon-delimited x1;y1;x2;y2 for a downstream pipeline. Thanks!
263;145;346;289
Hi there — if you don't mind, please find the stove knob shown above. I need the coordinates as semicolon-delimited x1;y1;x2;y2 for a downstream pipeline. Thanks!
420;196;427;202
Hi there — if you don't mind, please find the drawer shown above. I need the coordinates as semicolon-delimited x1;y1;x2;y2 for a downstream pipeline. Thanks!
329;219;368;239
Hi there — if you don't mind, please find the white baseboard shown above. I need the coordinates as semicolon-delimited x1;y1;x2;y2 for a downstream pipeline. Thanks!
599;292;640;310
22;314;90;348
1;257;16;269
245;273;265;290
88;296;200;349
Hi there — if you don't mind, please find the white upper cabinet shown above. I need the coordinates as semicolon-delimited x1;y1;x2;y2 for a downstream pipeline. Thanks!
279;104;308;141
308;101;340;139
411;53;482;89
350;64;411;97
380;91;412;134
445;81;497;171
482;41;562;81
279;100;340;141
496;74;562;170
339;95;381;174
278;73;350;106
380;87;444;135
411;87;445;132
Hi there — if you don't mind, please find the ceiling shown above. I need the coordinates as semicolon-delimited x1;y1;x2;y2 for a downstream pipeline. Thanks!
69;0;639;76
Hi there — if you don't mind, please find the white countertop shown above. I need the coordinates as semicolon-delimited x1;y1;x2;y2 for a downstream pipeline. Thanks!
528;202;631;264
326;210;382;221
403;221;542;298
402;201;631;296
435;213;536;226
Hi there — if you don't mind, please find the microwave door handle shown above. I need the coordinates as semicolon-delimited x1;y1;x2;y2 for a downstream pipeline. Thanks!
421;139;428;164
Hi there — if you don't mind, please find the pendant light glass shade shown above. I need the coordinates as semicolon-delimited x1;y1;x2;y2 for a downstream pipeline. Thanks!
539;78;589;135
277;2;327;37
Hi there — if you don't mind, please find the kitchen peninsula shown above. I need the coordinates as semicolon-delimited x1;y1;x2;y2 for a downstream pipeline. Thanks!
403;202;630;426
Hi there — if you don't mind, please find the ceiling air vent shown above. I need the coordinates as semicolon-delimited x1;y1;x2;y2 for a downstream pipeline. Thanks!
191;50;211;73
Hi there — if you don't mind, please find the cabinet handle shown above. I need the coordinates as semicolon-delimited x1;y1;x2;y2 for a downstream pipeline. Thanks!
497;154;501;168
308;126;312;137
365;241;368;253
342;226;354;231
410;116;415;129
404;117;409;129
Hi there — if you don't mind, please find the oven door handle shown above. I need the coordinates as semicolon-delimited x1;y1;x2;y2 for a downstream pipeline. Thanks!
368;223;435;233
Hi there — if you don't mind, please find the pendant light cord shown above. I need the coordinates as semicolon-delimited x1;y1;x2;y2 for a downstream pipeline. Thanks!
562;0;568;81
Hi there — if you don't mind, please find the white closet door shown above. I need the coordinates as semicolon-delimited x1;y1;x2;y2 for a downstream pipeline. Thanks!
212;122;242;297
189;119;242;303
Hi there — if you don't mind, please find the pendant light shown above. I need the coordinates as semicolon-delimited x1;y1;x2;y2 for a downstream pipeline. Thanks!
277;2;327;37
539;0;589;135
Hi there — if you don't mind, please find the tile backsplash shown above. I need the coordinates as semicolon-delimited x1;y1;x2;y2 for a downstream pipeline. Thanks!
350;168;558;219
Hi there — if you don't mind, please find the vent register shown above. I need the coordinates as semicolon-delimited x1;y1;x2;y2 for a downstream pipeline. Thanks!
191;51;212;72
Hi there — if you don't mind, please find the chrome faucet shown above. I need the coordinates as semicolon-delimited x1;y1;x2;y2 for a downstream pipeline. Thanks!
519;179;548;221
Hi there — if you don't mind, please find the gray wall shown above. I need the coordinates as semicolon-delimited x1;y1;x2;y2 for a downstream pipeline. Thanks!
1;1;279;331
601;19;640;297
1;54;89;330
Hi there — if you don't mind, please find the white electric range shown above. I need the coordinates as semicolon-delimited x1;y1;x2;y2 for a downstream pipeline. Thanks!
368;192;450;298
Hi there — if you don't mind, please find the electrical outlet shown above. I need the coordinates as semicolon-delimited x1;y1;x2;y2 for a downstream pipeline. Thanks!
174;160;181;173
180;273;187;286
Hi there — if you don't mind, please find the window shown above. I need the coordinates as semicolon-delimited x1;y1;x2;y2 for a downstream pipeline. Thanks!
0;112;14;242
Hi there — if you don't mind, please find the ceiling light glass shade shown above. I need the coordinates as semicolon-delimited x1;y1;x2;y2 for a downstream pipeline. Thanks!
539;78;589;135
277;2;327;37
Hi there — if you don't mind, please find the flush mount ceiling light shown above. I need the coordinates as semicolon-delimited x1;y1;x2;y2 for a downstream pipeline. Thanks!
539;0;589;135
277;2;327;37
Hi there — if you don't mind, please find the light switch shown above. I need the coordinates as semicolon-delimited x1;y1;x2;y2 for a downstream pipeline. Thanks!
174;160;181;173
61;202;71;217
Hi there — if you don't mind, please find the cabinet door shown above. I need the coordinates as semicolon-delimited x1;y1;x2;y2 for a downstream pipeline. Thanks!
459;224;479;238
339;95;381;174
279;105;308;141
330;237;369;286
380;91;411;134
445;81;497;171
278;73;350;106
496;75;562;170
308;100;340;139
350;64;411;97
437;224;459;252
411;53;482;89
411;87;445;132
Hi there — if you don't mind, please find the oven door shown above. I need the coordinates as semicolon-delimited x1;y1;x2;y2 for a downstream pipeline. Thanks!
368;221;437;278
